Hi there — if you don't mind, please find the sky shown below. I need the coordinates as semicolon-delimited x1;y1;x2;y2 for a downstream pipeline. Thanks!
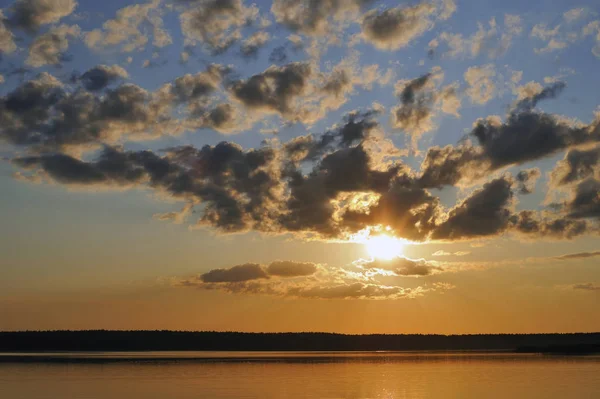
0;0;599;334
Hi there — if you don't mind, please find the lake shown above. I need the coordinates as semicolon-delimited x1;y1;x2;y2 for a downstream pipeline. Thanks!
1;352;599;398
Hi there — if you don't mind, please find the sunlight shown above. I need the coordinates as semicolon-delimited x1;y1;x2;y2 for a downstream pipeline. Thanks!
364;235;406;260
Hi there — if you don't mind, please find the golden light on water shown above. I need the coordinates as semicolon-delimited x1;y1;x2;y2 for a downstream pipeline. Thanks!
364;235;406;260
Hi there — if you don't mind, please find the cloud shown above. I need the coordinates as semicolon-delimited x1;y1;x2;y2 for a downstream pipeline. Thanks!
227;59;383;124
79;65;129;91
179;0;258;53
0;11;17;54
510;210;591;240
464;64;496;105
565;177;600;219
361;2;436;50
430;15;522;59
564;8;585;24
530;22;575;55
271;0;372;36
229;62;312;120
170;64;227;103
8;94;600;244
572;283;600;291
555;251;600;260
432;177;514;240
550;147;600;187
8;0;77;33
0;73;177;152
357;256;443;276
177;257;447;300
418;144;486;188
432;250;470;257
240;31;270;58
392;69;461;139
85;0;171;53
198;263;268;283
417;82;600;188
26;24;81;67
266;261;318;277
153;203;194;224
516;168;541;194
582;20;600;58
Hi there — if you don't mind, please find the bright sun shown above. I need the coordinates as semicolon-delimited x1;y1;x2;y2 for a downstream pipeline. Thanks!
364;235;406;260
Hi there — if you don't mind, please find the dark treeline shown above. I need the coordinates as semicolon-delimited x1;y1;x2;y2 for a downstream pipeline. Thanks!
1;331;599;352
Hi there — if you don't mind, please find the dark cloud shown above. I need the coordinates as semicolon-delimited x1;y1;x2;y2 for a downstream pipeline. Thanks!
432;177;514;240
343;177;442;241
200;263;268;283
171;64;227;103
8;96;600;244
393;73;433;135
229;62;311;119
516;168;541;194
361;3;436;50
510;210;590;239
418;83;600;187
13;153;109;184
280;142;401;237
550;147;600;187
418;144;485;188
8;0;77;33
268;46;288;64
555;251;600;260
514;81;566;112
566;178;600;219
266;261;318;277
284;109;381;162
392;71;460;138
79;65;129;91
0;65;237;151
471;111;592;170
0;73;175;151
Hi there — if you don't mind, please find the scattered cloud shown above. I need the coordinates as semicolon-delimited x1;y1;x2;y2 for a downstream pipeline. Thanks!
179;0;258;53
85;0;171;53
8;0;77;33
464;64;496;105
26;24;81;67
430;15;523;59
516;168;541;194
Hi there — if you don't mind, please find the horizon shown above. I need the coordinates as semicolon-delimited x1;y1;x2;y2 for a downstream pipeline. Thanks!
2;330;599;335
1;0;600;335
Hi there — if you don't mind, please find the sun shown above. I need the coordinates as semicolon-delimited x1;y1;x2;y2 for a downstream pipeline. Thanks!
364;235;406;260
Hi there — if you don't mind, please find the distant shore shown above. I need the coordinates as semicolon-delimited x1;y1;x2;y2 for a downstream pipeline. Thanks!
1;331;599;353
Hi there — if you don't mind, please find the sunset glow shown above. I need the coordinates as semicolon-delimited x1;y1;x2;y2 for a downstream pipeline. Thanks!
364;235;406;260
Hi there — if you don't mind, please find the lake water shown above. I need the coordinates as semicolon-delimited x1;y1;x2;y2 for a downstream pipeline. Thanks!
1;352;599;398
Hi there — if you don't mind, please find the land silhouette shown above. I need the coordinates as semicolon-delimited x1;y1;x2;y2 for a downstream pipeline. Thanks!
1;331;599;354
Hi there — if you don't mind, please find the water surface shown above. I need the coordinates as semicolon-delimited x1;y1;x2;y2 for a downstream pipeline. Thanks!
1;352;598;398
